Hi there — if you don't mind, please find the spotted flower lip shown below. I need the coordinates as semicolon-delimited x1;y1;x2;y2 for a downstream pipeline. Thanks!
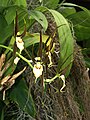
33;62;43;79
16;36;24;53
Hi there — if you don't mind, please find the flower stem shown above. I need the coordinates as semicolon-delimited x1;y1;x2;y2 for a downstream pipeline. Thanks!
0;44;33;69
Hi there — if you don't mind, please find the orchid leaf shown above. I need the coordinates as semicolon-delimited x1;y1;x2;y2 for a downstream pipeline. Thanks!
10;79;36;117
43;0;59;9
5;6;16;25
14;0;27;8
29;10;48;31
0;101;5;120
74;25;90;41
67;11;90;27
62;3;90;16
58;6;76;17
0;23;14;44
0;0;9;7
23;33;50;47
49;9;73;76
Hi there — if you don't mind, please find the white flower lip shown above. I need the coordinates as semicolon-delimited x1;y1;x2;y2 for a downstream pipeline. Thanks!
16;37;24;52
14;57;20;65
33;62;43;79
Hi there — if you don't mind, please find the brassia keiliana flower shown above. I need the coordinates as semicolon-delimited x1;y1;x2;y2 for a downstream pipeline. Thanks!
33;62;43;80
32;57;43;80
16;36;24;53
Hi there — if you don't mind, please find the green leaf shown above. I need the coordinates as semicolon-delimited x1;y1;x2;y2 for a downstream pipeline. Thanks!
24;33;49;47
82;48;90;55
0;100;5;120
49;9;73;76
5;5;28;24
0;110;4;120
10;79;36;117
83;40;90;48
5;36;15;54
0;0;9;7
29;10;48;31
0;23;14;44
0;15;7;32
17;7;28;22
65;8;90;41
58;7;76;17
14;0;27;8
0;6;27;44
5;6;16;24
84;57;90;68
62;3;90;16
35;6;48;12
67;11;90;27
74;25;90;40
43;0;59;9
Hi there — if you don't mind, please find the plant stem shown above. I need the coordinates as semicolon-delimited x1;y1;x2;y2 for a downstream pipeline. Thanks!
0;44;33;69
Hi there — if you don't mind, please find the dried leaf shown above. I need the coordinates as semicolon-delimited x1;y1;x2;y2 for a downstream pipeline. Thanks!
0;86;3;91
1;67;26;100
4;67;26;90
10;67;26;81
3;90;6;100
4;79;15;91
0;62;11;78
0;54;5;71
0;75;11;85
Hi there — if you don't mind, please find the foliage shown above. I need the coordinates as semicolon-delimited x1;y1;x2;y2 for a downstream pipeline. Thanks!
0;0;90;119
60;3;90;68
